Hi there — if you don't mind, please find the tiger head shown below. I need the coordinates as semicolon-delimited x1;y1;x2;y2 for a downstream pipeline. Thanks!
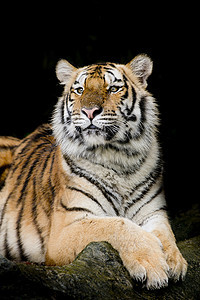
52;54;158;161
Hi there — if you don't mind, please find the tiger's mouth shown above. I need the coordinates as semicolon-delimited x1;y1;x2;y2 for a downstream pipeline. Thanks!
75;122;118;141
86;124;99;130
75;123;101;134
83;124;102;136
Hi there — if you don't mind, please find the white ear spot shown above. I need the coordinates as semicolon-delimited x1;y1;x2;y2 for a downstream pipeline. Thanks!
56;59;76;84
127;54;153;87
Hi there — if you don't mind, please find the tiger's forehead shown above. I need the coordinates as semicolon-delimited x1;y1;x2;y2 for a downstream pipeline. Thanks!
74;64;123;87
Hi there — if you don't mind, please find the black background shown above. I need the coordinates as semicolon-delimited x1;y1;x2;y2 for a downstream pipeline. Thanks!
0;2;198;215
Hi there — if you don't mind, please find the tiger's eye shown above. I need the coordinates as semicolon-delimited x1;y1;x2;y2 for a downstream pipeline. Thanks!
110;86;119;93
76;87;84;95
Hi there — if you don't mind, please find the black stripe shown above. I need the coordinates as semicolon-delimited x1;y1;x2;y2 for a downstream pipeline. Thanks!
40;148;52;177
86;144;140;158
106;70;122;83
133;96;146;140
108;149;148;176
17;155;41;206
0;146;47;223
103;68;122;82
125;86;137;120
66;186;108;214
138;206;167;227
133;159;163;191
17;144;55;210
16;204;29;261
61;201;93;214
125;160;163;213
66;94;72;117
32;177;45;253
0;164;11;191
48;149;56;207
4;229;13;260
15;132;52;253
9;140;32;174
108;63;116;68
131;86;137;107
64;93;73;125
11;128;52;175
86;145;147;176
117;128;133;144
131;186;163;220
0;164;11;176
0;145;17;151
15;142;50;206
121;75;129;100
106;70;115;77
73;80;79;85
104;125;119;141
64;155;120;215
0;180;6;191
34;174;50;218
113;78;123;83
139;97;146;123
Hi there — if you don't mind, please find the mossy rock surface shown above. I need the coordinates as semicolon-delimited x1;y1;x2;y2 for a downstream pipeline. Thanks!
0;206;200;299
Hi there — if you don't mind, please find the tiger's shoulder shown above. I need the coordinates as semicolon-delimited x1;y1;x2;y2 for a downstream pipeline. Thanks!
12;123;55;156
0;124;57;192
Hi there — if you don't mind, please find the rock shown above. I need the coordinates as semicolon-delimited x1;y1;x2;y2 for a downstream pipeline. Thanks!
0;206;200;299
1;242;135;300
171;204;200;241
0;236;200;299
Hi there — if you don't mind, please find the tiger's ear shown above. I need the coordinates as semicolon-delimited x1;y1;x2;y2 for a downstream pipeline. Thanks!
127;54;153;88
56;59;76;84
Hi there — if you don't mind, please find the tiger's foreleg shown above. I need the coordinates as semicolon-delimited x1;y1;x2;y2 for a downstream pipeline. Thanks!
46;211;170;289
141;215;188;282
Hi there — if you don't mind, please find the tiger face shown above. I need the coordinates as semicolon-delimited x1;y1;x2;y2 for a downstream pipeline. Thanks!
53;55;157;157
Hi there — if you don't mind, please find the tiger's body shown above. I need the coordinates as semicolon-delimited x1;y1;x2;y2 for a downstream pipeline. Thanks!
0;55;187;289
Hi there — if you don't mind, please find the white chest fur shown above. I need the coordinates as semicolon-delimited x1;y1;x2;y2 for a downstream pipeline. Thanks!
62;136;163;220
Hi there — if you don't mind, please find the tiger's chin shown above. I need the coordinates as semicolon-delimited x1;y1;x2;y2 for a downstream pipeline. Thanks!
83;126;102;138
82;131;109;148
77;124;119;145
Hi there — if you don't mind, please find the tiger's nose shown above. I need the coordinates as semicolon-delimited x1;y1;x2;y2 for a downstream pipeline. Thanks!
81;107;102;120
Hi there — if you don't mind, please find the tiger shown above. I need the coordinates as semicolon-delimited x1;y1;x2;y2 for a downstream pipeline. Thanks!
0;54;187;289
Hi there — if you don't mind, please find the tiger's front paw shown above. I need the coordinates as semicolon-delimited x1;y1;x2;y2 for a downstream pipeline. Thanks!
165;243;187;281
121;233;169;289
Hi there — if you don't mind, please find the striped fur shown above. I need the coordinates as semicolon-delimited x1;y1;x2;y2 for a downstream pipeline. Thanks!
0;136;20;190
0;55;187;289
